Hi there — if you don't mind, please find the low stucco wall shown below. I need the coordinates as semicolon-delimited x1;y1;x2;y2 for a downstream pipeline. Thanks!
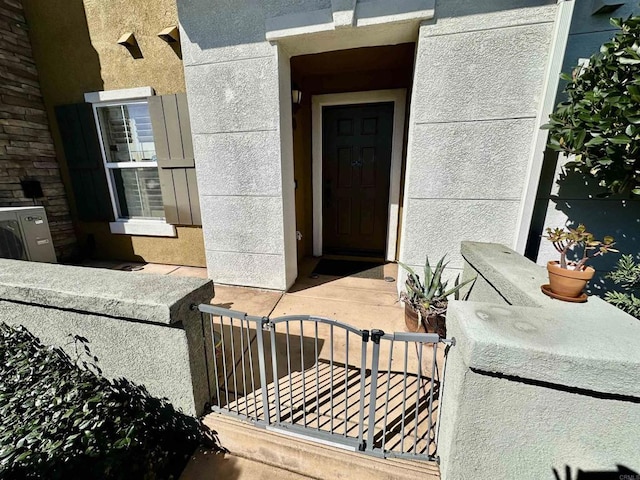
439;242;640;479
0;259;214;415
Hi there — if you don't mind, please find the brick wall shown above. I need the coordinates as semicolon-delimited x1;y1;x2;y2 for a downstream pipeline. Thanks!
0;0;76;259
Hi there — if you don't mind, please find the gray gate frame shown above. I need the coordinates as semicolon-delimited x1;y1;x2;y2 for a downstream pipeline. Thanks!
198;303;454;461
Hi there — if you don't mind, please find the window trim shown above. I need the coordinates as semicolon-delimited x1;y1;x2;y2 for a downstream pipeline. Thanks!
87;89;176;237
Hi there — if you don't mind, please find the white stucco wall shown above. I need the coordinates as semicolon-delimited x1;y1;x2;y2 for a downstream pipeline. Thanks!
178;0;562;290
532;1;640;289
398;2;559;285
178;1;309;289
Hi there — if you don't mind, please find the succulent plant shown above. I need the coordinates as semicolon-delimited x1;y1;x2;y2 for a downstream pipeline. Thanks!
399;255;475;319
544;224;618;270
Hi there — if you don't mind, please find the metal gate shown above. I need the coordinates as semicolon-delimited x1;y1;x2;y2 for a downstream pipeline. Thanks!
198;304;454;461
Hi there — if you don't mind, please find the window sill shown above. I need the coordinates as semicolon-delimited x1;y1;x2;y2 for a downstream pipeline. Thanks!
109;219;176;237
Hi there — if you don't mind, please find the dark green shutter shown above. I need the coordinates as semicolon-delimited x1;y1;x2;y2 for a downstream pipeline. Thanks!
148;93;201;226
54;103;114;222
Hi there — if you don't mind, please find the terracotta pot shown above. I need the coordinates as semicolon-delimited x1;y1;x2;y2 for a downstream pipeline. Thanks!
404;304;425;333
547;261;594;298
404;304;446;337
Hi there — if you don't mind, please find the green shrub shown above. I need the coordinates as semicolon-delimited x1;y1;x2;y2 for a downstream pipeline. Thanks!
544;16;640;196
0;323;219;479
605;254;640;319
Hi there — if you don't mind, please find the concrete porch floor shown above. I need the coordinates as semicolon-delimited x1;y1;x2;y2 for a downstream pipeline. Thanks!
213;257;405;329
79;257;405;328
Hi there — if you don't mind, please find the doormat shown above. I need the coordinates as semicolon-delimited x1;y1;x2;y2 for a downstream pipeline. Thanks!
311;259;386;278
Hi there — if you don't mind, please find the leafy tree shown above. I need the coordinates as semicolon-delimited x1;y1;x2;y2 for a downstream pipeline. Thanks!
544;16;640;196
605;254;640;319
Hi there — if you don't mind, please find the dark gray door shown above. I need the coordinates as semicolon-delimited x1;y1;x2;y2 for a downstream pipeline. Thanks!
322;102;394;257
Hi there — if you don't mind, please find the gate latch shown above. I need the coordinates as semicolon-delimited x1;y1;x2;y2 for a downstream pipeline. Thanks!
261;317;271;330
370;329;385;344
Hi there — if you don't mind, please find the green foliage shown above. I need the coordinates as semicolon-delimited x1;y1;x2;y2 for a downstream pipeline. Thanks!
399;255;475;315
544;224;618;270
605;254;640;319
0;323;219;479
544;16;640;196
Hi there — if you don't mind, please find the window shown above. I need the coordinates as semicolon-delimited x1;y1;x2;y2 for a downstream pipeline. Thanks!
96;102;164;220
87;87;176;237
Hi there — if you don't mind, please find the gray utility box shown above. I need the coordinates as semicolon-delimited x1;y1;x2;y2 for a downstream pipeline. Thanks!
0;206;57;263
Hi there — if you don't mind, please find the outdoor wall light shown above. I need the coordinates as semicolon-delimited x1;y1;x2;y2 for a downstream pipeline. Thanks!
291;87;303;106
117;32;143;59
291;85;303;128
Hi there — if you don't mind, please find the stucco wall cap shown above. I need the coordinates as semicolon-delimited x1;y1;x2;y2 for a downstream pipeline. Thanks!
0;259;213;325
450;243;640;398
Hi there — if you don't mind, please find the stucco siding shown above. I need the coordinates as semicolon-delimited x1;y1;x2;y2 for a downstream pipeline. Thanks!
399;4;558;276
180;1;297;289
22;0;205;266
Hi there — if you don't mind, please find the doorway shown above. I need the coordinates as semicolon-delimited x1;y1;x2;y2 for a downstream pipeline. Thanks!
312;90;406;261
290;43;415;266
322;102;394;258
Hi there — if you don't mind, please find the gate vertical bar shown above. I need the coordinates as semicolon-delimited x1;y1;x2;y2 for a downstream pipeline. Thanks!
208;313;221;408
269;321;281;423
356;330;369;450
413;342;424;454
426;341;438;453
366;330;383;452
255;317;271;423
229;317;239;414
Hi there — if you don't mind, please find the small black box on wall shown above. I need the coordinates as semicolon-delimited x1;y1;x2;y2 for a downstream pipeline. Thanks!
21;179;43;199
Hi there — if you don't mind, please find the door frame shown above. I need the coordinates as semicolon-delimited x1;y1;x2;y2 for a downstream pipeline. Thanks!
311;89;406;261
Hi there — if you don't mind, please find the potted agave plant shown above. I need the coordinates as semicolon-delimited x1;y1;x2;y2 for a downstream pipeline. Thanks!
543;224;618;301
399;256;474;336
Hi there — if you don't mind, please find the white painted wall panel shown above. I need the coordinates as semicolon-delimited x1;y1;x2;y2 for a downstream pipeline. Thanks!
412;22;554;123
205;250;287;290
399;4;558;288
200;196;284;255
406;119;535;200
194;131;283;197
402;199;521;269
184;56;280;134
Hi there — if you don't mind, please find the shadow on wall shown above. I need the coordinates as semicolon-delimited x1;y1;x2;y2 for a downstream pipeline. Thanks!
22;0;182;266
526;151;640;295
177;0;558;53
553;464;638;480
22;0;106;262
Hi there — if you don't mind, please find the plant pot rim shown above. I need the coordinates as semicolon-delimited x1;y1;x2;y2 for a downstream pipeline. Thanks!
547;261;595;279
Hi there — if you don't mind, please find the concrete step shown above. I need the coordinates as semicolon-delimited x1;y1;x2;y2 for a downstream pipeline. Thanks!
202;412;440;480
180;448;315;480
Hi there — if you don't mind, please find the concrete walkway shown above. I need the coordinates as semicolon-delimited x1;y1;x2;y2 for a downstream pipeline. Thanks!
213;258;403;325
82;256;406;330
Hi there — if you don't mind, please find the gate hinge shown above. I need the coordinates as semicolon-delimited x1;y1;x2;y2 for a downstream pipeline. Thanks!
261;317;271;330
358;441;366;451
370;329;384;344
362;330;369;342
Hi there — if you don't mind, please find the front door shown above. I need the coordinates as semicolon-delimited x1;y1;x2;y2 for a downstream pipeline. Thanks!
322;102;394;257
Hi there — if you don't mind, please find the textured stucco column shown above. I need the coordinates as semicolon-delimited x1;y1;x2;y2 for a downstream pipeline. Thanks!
178;1;298;290
398;3;559;286
438;242;640;479
0;259;214;416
